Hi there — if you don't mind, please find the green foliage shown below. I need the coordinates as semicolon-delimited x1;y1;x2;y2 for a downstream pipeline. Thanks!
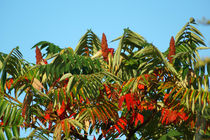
32;41;62;60
0;98;23;140
74;30;101;56
0;17;209;140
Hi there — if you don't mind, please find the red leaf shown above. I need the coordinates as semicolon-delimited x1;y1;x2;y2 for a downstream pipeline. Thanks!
43;59;48;64
114;125;121;133
163;93;169;103
178;111;188;121
125;94;131;111
144;74;149;79
6;78;13;90
0;122;4;126
108;48;114;56
118;117;127;126
44;114;50;120
134;117;138;126
190;120;195;129
118;96;124;109
69;113;76;118
130;94;134;110
161;109;168;124
57;101;66;116
48;121;52;130
117;121;125;130
168;110;177;123
138;84;145;90
93;136;96;140
137;113;144;124
135;113;144;126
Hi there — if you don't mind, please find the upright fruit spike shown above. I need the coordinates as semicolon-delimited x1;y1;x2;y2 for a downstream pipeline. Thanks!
101;33;109;62
168;36;175;63
91;33;114;61
36;46;43;64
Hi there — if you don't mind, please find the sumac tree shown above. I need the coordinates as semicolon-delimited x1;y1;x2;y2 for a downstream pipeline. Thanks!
0;18;210;140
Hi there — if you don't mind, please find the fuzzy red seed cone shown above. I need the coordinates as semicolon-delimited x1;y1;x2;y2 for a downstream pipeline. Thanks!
36;46;43;64
101;33;109;62
168;36;175;63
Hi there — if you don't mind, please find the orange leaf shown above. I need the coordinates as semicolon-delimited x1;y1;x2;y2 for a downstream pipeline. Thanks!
178;111;188;121
137;113;144;124
6;78;13;90
168;110;177;123
117;119;126;130
118;117;127;126
118;96;124;109
125;94;131;111
57;101;66;116
138;84;145;90
114;125;121;134
44;114;50;120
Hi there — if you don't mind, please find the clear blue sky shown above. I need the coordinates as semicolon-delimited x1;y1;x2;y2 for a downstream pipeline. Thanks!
0;0;210;64
0;0;210;138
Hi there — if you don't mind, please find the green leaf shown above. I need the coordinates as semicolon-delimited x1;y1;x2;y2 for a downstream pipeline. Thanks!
3;104;11;124
189;25;204;38
8;107;17;125
196;47;210;50
159;135;167;140
60;73;72;82
66;76;75;93
12;126;19;138
13;109;22;125
0;127;5;140
167;129;182;137
0;100;7;118
5;127;12;140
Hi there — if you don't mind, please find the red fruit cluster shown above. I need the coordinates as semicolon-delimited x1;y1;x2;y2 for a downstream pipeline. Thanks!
35;46;47;64
101;33;114;62
167;36;175;63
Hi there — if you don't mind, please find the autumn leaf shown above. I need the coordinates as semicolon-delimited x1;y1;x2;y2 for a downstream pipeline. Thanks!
118;96;124;109
57;101;66;116
138;84;145;90
32;78;44;91
44;114;50;120
6;78;13;90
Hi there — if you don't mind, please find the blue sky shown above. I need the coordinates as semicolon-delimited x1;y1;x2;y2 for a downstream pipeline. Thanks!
0;0;210;138
0;0;210;64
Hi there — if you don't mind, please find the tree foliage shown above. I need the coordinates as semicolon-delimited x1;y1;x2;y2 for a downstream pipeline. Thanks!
0;17;209;140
